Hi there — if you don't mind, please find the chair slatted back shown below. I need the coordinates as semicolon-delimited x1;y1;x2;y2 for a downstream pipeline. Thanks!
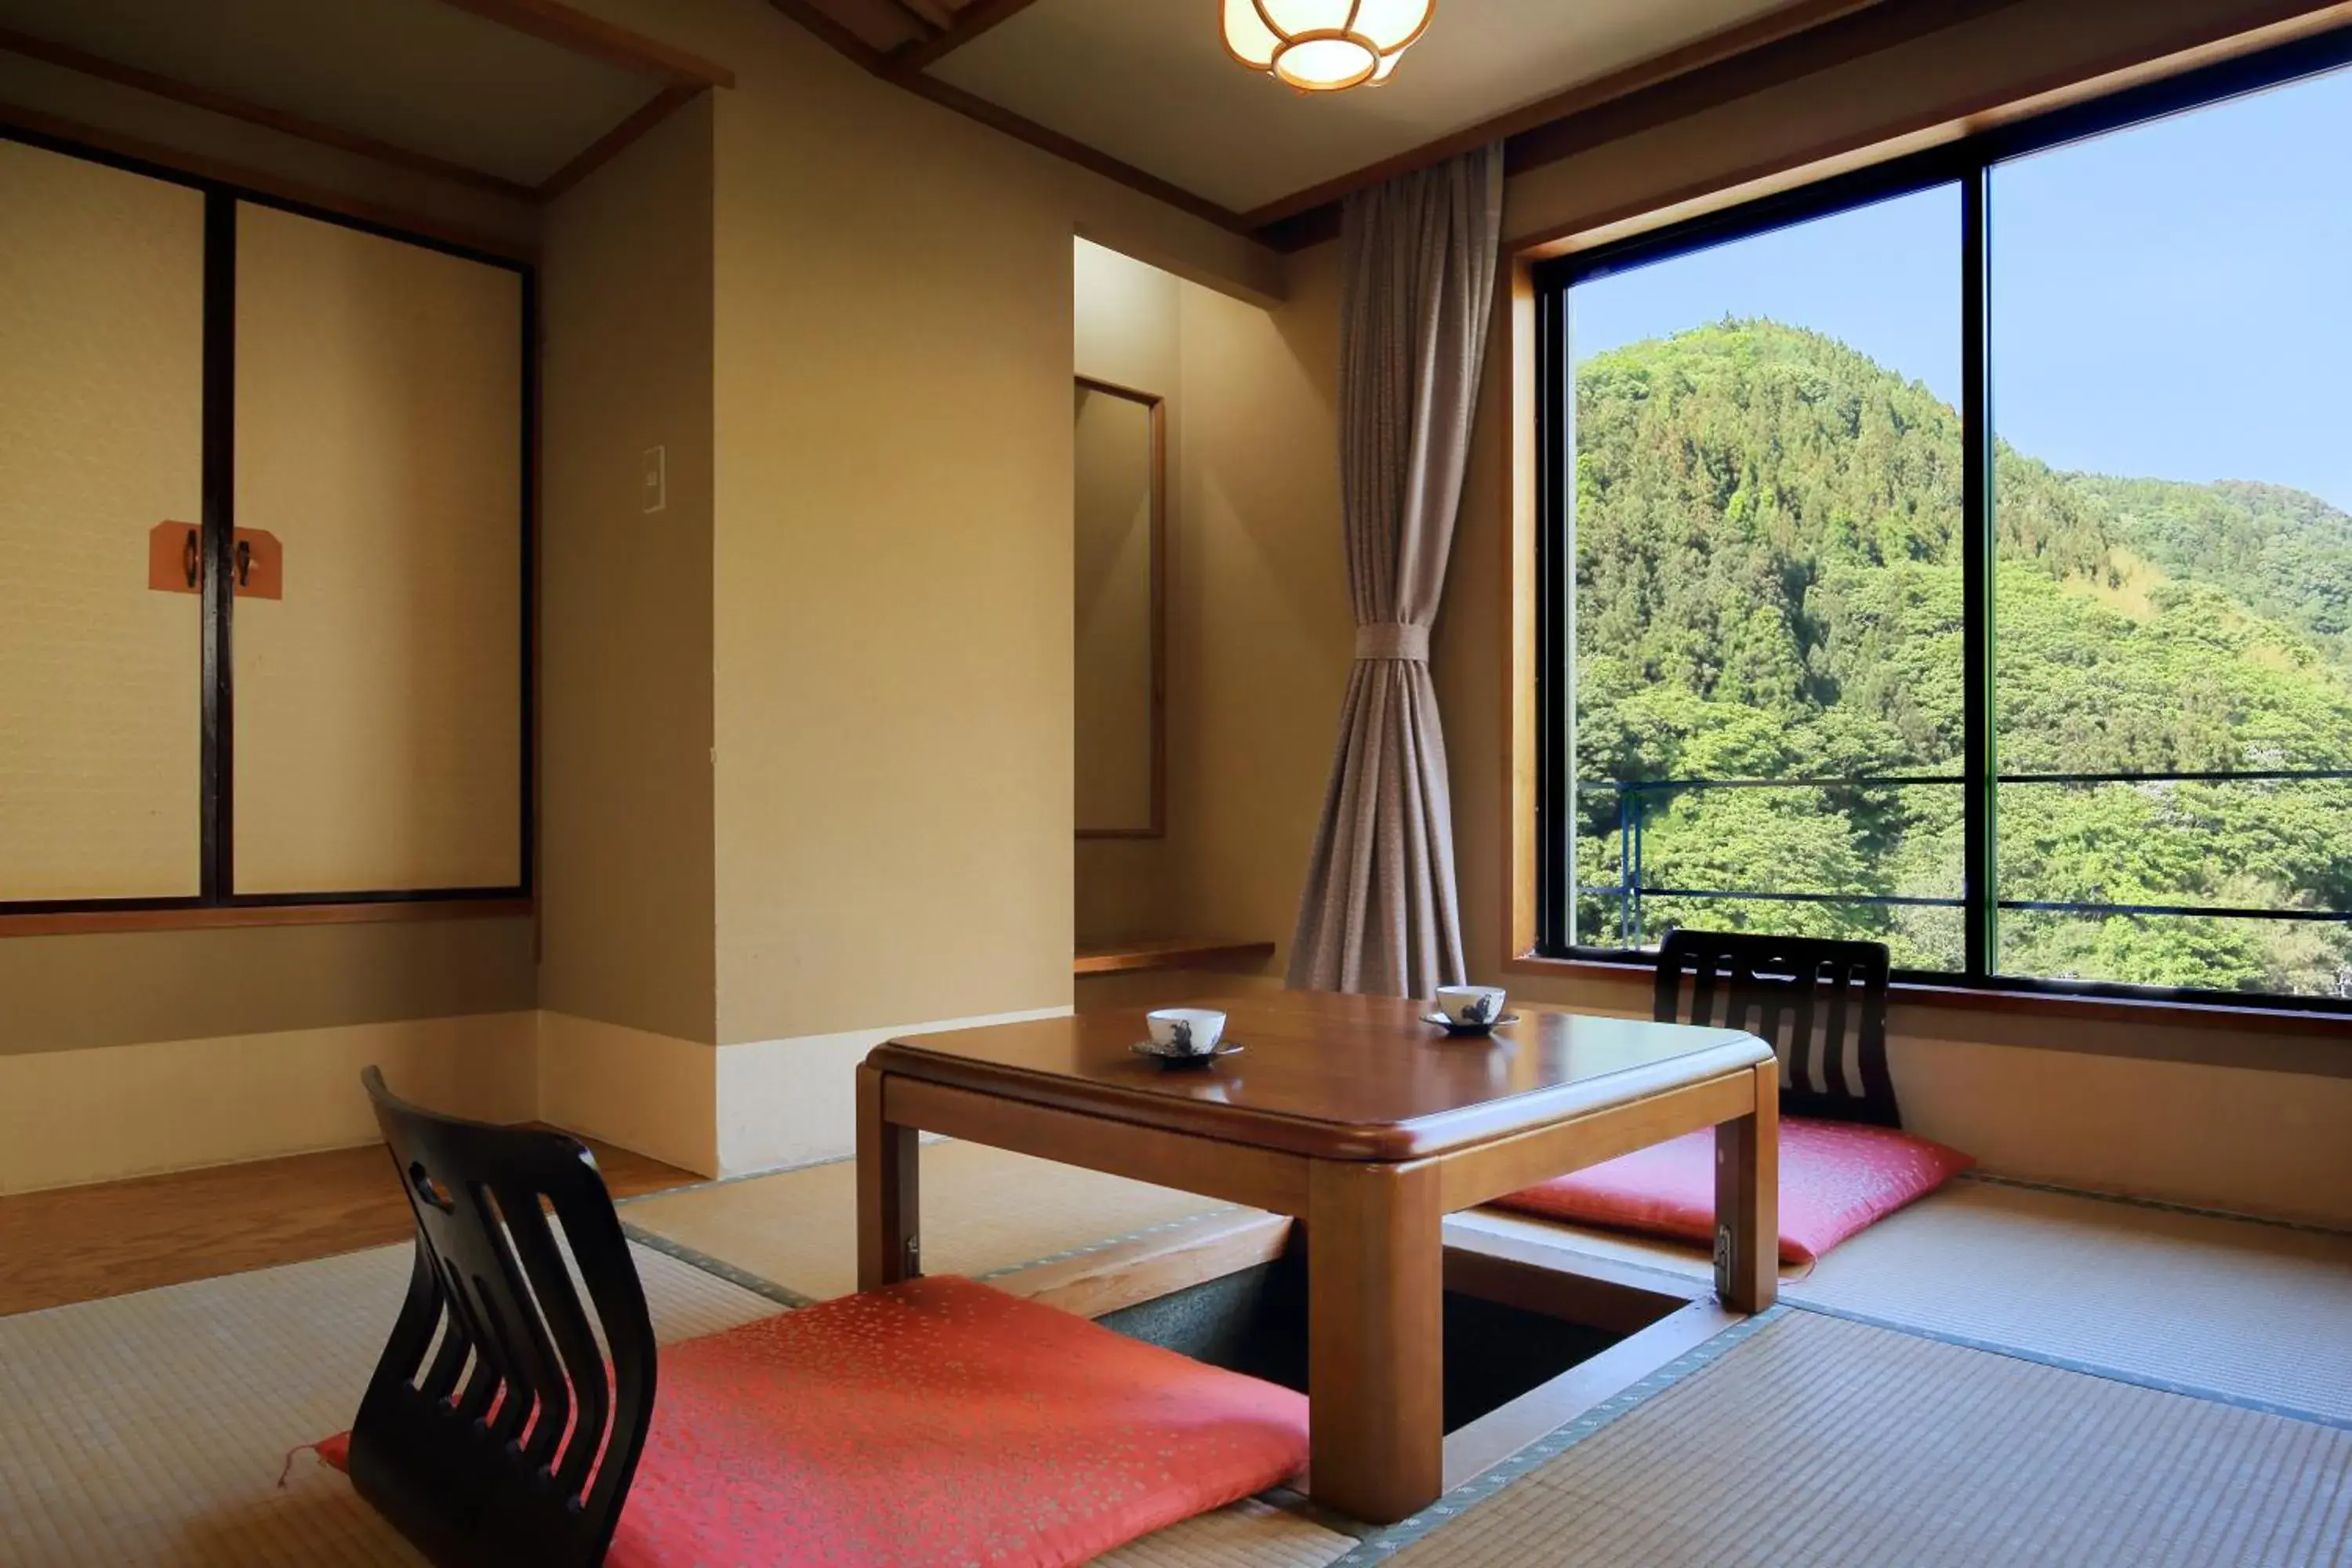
1653;931;1900;1127
350;1068;657;1568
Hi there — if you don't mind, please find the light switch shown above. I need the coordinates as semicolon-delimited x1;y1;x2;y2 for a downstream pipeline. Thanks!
641;445;666;514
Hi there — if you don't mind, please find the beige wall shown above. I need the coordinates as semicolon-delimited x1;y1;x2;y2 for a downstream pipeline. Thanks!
1073;240;1182;941
656;0;1284;1050
705;30;1076;1045
539;93;718;1045
511;0;1294;1174
1433;0;2352;1225
1161;246;1351;975
1069;240;1352;967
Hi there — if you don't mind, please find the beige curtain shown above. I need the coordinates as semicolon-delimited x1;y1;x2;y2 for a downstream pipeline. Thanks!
1288;146;1505;997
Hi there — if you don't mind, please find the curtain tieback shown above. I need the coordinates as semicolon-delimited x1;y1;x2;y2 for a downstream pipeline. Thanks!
1354;622;1430;662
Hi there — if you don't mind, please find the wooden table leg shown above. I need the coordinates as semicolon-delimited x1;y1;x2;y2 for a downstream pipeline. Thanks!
1713;1056;1779;1313
1307;1160;1443;1526
857;1064;920;1290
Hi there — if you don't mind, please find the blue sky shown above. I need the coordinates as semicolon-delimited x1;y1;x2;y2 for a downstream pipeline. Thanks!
1570;60;2352;512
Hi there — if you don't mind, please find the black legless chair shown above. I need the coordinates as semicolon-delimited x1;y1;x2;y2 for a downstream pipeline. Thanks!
1653;929;1901;1128
348;1066;655;1568
337;1073;1315;1568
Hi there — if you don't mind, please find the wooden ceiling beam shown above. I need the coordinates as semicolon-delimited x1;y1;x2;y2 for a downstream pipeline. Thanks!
782;0;2301;260
0;24;537;201
891;0;956;36
1240;0;1891;230
428;0;735;88
535;82;700;200
893;0;1045;74
0;100;537;262
764;0;1261;238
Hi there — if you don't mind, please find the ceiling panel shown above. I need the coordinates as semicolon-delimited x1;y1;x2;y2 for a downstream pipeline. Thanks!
929;0;1812;213
790;0;1006;56
0;0;662;187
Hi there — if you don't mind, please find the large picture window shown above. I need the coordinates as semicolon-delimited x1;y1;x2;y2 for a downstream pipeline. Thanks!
1535;34;2352;1009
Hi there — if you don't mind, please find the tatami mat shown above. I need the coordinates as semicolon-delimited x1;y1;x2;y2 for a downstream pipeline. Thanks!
1794;1179;2352;1422
1354;1308;2352;1568
1099;1500;1351;1567
0;1232;1344;1568
622;1139;1242;1301
1457;1178;2352;1425
0;1240;780;1568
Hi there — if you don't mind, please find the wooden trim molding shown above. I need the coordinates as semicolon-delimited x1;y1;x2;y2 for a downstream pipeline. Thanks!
760;0;2347;258
1240;0;1893;229
1497;0;2352;262
0;898;534;940
893;0;1046;74
0;103;538;262
763;0;1261;238
428;0;737;88
1;1;731;219
0;25;538;201
992;1210;1293;1319
1258;0;2352;252
1073;373;1167;840
1072;938;1277;976
1504;256;1542;974
535;83;699;199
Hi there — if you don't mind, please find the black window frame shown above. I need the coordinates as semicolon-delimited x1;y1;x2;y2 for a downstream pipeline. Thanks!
1533;26;2352;1016
0;123;536;920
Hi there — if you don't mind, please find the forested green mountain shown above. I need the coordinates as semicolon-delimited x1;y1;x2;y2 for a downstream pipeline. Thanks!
2073;476;2352;667
1573;320;2352;997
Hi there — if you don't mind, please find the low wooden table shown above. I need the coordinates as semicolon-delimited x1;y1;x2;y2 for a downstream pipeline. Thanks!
857;990;1777;1525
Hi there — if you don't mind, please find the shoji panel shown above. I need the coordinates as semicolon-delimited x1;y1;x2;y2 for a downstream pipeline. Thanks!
0;141;205;901
233;205;523;894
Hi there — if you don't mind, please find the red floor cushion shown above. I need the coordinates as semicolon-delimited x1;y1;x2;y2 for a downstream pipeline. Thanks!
318;1274;1308;1568
1492;1116;1975;1265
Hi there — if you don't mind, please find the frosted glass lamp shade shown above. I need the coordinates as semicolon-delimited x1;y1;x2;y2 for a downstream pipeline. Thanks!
1222;0;1434;92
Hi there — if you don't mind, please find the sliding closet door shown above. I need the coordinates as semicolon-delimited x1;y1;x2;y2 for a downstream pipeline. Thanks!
0;141;205;901
232;204;524;895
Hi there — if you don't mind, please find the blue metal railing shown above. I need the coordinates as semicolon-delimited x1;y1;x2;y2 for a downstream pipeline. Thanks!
1575;769;2352;947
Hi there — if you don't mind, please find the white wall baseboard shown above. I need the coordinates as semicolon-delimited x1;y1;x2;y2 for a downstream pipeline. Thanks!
534;1004;1071;1181
0;1011;538;1195
713;1005;1071;1177
536;1011;720;1177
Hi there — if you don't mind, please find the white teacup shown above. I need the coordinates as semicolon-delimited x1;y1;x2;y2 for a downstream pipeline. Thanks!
1435;985;1508;1027
1146;1007;1226;1056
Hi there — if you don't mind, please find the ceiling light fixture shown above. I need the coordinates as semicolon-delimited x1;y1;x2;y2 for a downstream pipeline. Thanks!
1221;0;1435;93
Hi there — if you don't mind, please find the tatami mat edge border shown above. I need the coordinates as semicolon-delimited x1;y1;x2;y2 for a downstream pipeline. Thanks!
613;1150;857;1207
975;1208;1247;1282
1784;1297;2352;1432
619;1223;816;1309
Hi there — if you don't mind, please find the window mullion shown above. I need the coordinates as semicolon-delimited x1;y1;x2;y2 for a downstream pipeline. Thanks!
1960;165;1997;979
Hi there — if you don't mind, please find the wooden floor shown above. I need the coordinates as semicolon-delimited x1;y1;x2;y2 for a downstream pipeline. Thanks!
0;1134;699;1318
